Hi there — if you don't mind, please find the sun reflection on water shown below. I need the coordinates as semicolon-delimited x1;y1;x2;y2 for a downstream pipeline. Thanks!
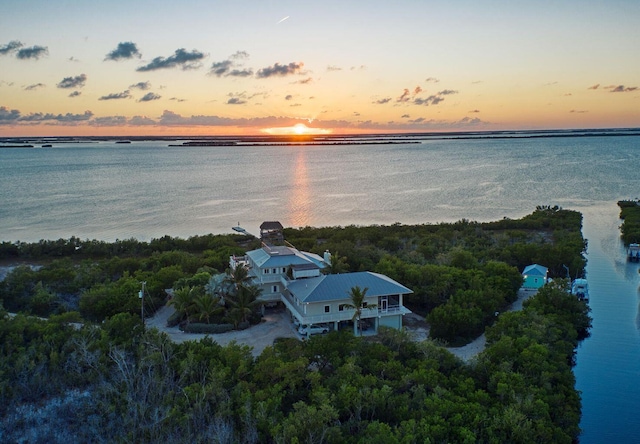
288;149;312;227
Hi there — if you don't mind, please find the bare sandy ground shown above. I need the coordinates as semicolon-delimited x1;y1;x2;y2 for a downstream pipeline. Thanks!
145;289;536;360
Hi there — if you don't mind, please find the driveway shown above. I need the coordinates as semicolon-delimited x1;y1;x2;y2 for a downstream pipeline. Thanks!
146;305;299;357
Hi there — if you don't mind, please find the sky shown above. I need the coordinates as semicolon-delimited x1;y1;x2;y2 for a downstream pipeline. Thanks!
1;0;639;136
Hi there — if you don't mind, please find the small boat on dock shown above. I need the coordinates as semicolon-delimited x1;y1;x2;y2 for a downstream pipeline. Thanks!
232;224;247;234
627;243;640;262
571;278;589;302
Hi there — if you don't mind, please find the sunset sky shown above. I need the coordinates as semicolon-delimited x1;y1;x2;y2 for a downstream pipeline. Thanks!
1;0;639;136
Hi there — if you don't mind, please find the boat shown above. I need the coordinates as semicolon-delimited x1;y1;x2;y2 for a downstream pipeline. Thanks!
41;144;52;147
571;278;589;302
627;243;640;262
232;224;247;234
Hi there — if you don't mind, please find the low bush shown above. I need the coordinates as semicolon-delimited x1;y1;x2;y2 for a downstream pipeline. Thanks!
183;322;234;334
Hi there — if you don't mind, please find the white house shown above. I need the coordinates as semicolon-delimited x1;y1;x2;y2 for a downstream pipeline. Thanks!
229;240;412;335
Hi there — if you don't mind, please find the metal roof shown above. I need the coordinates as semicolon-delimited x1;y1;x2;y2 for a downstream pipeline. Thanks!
246;245;325;269
287;271;413;303
522;264;548;276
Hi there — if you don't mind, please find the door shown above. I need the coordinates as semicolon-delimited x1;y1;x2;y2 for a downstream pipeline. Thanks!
380;296;388;313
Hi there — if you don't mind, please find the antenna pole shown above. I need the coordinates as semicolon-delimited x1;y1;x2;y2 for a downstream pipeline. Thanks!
139;281;146;329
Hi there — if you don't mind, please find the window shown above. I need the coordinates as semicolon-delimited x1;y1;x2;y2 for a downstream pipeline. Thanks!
272;268;277;274
272;285;278;293
263;269;270;274
282;267;287;273
362;302;368;308
339;304;345;312
324;305;330;313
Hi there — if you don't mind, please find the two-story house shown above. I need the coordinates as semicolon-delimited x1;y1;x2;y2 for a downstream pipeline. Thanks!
229;223;412;335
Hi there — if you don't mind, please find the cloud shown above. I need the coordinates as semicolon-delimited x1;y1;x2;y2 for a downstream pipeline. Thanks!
397;89;411;102
169;97;186;102
17;45;48;60
57;74;87;89
569;109;589;113
469;109;480;113
230;50;249;60
401;114;410;118
285;95;293;100
293;77;312;84
91;116;128;126
130;81;151;90
98;90;131;100
227;97;247;105
414;95;444;106
137;48;205;71
19;110;93;122
587;84;599;90
129;115;157;125
438;89;458;95
24;83;46;91
425;77;440;83
327;65;342;72
68;91;81;98
0;40;23;55
256;62;304;78
414;86;423;95
105;42;141;61
374;97;392;104
209;60;233;77
607;85;638;92
0;106;21;124
138;92;161;102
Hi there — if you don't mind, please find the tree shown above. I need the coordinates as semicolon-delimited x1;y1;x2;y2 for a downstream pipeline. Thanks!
193;293;223;324
226;284;262;327
224;264;251;292
323;252;349;275
344;286;377;336
168;286;197;324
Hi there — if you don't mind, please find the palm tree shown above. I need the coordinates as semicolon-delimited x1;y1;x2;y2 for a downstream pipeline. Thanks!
226;284;263;327
168;286;196;324
193;293;223;324
224;264;251;292
344;286;377;336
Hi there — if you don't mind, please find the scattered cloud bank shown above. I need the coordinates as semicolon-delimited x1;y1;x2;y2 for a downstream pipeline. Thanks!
0;105;489;132
105;42;141;61
137;48;205;71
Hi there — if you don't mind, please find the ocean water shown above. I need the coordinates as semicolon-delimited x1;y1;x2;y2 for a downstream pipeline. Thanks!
1;134;639;440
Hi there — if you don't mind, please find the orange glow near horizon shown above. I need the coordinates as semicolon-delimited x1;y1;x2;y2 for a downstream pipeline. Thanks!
261;123;333;136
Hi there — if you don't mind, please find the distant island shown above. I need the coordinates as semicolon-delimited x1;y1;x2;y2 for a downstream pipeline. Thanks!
2;127;640;148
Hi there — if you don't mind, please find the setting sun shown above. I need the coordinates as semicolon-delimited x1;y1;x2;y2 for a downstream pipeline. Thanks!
261;124;332;136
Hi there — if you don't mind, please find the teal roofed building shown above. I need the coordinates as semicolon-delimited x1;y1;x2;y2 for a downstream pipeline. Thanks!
521;264;549;290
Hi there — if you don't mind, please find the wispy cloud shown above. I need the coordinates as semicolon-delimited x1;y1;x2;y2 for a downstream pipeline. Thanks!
105;42;141;61
606;85;638;92
138;92;161;102
68;91;81;98
587;84;599;90
425;77;440;83
209;51;253;77
397;88;411;103
414;95;444;106
57;74;87;89
137;48;205;72
256;62;304;78
374;97;392;105
227;97;247;105
327;65;342;72
24;83;46;91
130;81;151;90
98;90;131;100
570;109;589;113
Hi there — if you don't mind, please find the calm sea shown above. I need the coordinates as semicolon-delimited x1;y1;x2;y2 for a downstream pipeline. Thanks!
1;134;639;441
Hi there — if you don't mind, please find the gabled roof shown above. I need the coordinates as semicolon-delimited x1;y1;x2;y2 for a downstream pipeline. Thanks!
522;264;548;276
287;271;413;303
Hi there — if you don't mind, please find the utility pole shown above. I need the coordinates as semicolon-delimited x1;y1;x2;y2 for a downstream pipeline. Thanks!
139;281;146;329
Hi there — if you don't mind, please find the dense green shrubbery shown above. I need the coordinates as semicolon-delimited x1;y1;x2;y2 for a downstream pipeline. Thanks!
618;199;640;244
0;280;590;442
